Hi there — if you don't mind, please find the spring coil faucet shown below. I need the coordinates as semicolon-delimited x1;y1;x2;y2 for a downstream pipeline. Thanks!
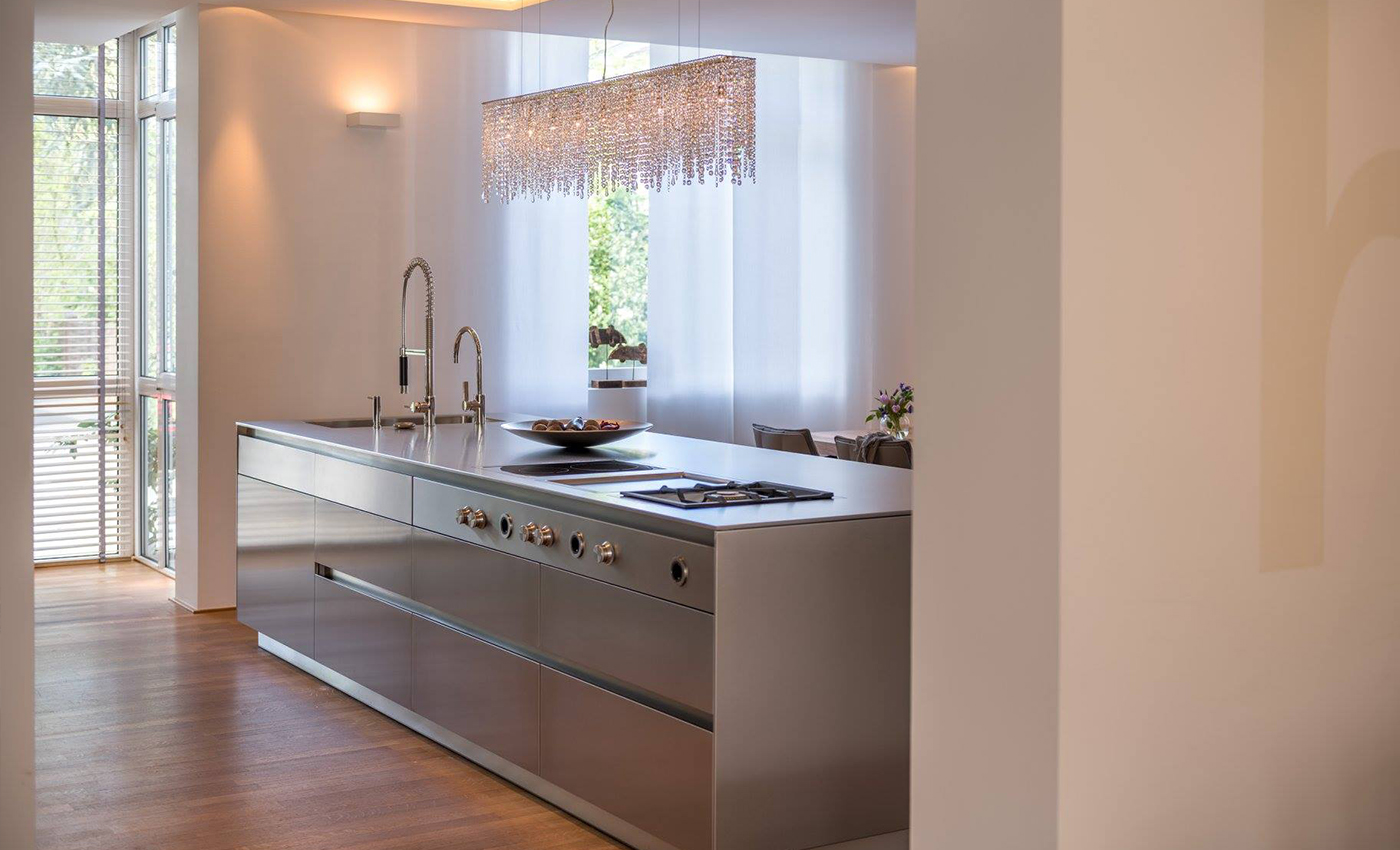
399;257;436;435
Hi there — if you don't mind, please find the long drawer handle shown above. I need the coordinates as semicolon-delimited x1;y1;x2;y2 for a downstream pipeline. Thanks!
312;567;714;731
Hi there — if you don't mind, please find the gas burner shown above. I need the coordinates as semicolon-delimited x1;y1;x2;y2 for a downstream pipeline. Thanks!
622;480;834;510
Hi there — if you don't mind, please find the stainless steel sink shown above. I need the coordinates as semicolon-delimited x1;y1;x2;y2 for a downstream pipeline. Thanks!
307;414;480;429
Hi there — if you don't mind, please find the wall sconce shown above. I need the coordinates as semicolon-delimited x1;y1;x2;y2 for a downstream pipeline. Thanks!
346;112;401;129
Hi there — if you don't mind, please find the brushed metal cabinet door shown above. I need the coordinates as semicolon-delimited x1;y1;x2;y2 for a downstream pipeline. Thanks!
237;476;315;657
540;668;713;850
540;567;714;714
312;453;412;523
315;499;412;597
313;576;412;707
411;529;539;647
411;617;540;772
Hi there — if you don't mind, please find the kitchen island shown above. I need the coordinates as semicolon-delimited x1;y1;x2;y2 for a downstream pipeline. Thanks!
236;418;911;850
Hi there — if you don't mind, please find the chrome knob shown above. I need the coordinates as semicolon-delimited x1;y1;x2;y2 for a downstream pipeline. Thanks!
456;507;487;529
534;525;556;547
521;522;539;544
593;541;618;565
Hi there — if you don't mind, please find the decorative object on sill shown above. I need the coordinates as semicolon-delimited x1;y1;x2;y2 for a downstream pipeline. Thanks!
867;382;913;440
346;111;401;129
588;326;647;387
480;0;757;203
589;325;628;347
607;343;647;364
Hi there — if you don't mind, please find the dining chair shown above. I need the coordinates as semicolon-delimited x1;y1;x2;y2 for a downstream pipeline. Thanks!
833;435;913;469
751;423;820;456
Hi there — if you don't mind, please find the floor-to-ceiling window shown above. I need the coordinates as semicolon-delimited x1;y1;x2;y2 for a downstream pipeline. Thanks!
32;39;135;563
134;19;177;575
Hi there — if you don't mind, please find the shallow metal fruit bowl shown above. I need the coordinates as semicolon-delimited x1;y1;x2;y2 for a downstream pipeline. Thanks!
501;419;652;448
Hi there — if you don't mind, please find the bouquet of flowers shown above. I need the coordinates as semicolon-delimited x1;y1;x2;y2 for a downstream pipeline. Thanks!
867;382;913;439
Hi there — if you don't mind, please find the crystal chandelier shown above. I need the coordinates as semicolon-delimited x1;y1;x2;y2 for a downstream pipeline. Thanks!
481;53;756;203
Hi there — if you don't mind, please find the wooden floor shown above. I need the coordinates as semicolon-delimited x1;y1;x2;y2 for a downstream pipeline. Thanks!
35;562;624;850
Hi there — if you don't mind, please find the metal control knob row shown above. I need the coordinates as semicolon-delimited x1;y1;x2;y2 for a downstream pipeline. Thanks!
520;522;556;547
593;541;618;565
455;506;488;529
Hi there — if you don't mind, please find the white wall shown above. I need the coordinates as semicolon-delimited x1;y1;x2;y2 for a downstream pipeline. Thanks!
195;7;417;610
910;0;1062;847
173;2;201;610
0;0;36;846
912;0;1400;847
1059;0;1400;846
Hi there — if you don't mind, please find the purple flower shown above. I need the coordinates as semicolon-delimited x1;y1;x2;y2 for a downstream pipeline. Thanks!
893;403;903;415
878;392;889;404
906;404;914;414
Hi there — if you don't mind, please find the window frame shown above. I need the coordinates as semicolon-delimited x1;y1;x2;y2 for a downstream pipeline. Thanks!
133;16;177;577
32;35;139;565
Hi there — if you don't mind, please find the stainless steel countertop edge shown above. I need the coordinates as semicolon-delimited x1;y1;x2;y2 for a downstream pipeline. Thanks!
237;420;912;543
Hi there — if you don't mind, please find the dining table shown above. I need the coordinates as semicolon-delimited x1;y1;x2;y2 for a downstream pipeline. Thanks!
812;427;883;457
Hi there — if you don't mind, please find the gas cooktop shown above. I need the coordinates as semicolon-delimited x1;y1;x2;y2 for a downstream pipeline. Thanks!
621;480;835;510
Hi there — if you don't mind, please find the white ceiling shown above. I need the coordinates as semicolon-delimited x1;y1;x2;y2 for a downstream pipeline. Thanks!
36;0;915;66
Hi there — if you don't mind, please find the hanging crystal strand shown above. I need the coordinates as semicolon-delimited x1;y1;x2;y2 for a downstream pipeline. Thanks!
481;55;755;204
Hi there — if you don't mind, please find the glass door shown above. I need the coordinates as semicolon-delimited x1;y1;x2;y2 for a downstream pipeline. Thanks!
135;21;177;575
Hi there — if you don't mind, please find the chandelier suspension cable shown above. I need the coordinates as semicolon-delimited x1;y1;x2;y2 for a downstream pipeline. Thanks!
602;0;615;80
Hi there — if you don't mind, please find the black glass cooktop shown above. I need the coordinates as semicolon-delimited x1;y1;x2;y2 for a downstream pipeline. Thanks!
500;460;658;477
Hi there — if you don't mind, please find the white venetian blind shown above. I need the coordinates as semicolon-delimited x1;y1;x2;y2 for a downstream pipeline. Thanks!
33;41;136;562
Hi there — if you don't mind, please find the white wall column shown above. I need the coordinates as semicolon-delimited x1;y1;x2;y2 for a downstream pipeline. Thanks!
910;0;1062;847
173;3;202;610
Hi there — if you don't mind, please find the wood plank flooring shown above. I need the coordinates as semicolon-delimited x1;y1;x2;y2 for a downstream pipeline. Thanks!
35;562;624;850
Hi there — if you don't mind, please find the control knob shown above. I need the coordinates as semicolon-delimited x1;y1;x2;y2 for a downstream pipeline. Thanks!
593;541;618;565
533;525;557;547
521;522;539;544
455;506;488;529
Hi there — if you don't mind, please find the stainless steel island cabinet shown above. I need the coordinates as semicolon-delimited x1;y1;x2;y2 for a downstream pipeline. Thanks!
236;420;911;850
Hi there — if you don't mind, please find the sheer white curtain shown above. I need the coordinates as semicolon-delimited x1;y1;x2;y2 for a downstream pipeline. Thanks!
412;28;590;419
648;50;888;443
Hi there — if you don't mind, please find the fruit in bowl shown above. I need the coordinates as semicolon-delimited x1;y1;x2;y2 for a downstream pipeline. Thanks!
530;417;622;433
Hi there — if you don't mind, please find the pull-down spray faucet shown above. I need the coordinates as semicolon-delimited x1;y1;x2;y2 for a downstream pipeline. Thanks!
399;257;436;435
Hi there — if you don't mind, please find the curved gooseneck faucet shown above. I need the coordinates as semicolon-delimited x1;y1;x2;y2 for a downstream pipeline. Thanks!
453;326;486;442
399;257;436;435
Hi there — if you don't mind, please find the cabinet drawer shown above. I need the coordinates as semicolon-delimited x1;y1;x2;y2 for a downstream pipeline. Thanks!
411;529;539;647
412;617;540;771
315;500;412;598
313;454;411;523
238;436;314;493
541;567;713;714
237;476;315;657
313;576;412;707
540;668;713;850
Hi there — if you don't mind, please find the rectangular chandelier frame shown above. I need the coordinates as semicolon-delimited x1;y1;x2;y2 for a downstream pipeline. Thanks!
481;54;756;203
